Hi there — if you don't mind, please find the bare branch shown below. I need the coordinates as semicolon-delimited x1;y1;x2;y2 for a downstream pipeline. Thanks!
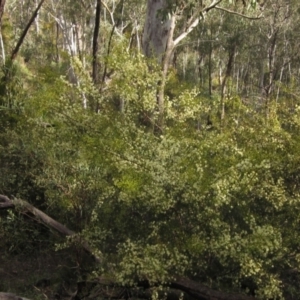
215;5;263;20
174;0;223;46
204;0;223;12
101;0;115;24
174;18;199;47
101;0;123;38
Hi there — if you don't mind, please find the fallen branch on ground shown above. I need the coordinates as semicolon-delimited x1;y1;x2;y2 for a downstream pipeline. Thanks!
0;194;255;300
0;194;101;263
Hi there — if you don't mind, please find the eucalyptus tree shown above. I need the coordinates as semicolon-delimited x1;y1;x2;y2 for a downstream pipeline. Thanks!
255;0;292;116
142;0;263;130
226;0;297;112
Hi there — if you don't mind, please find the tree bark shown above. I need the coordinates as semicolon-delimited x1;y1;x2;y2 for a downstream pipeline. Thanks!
142;0;176;132
143;0;176;61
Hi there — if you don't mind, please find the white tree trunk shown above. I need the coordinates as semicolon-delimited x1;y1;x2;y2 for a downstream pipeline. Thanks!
142;0;175;64
0;29;5;64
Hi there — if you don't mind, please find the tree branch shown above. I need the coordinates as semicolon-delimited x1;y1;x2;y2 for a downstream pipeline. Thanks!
174;0;223;46
174;17;199;47
215;5;263;20
101;0;123;38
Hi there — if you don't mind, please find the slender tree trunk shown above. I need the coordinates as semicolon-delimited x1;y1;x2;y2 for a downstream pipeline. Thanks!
259;56;265;101
0;29;5;64
55;21;60;62
0;0;45;98
72;16;82;61
156;14;176;131
92;0;101;86
11;0;46;61
265;29;278;118
276;30;289;103
0;0;8;65
34;0;40;34
276;62;284;103
208;41;213;96
220;45;236;124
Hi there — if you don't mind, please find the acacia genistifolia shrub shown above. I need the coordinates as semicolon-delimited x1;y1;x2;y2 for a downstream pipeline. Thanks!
2;50;300;299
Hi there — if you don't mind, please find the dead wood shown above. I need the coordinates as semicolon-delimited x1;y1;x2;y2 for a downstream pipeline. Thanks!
0;194;101;263
0;292;30;300
170;276;255;300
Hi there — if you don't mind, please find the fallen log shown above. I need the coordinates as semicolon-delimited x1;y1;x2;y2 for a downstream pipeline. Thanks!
170;277;255;300
0;195;255;300
0;292;30;300
0;194;101;263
